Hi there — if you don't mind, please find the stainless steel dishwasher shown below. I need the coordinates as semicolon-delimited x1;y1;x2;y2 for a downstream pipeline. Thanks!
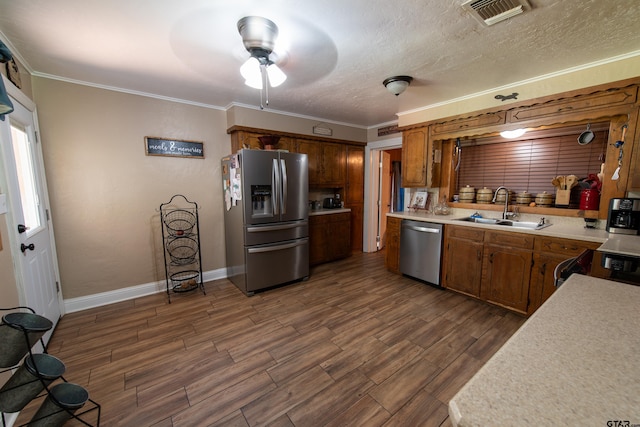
399;220;443;287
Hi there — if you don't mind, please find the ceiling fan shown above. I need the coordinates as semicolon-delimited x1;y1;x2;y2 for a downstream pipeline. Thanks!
237;16;286;108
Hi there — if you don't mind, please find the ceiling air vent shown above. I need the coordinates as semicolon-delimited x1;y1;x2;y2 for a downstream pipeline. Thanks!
462;0;531;26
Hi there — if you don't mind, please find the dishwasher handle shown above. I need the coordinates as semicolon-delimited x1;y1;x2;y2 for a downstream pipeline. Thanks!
402;224;440;234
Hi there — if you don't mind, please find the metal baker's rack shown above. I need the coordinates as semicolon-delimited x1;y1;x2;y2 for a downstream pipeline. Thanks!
159;194;205;302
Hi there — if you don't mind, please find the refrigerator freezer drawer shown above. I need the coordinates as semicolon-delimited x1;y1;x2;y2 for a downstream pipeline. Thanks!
245;238;309;293
244;220;308;246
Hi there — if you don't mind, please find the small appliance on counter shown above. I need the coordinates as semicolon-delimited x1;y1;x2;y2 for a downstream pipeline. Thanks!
322;195;342;209
606;198;640;235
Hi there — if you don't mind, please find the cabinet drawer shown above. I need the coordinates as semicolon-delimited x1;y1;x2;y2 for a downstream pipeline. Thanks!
534;236;600;256
446;225;484;242
484;230;534;249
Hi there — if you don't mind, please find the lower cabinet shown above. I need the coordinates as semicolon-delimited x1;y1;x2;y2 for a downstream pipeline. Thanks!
385;216;402;274
527;236;601;314
442;225;601;315
443;226;533;314
309;212;351;266
481;231;534;315
442;226;484;298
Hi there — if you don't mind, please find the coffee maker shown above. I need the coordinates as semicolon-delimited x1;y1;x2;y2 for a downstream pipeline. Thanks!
606;198;640;235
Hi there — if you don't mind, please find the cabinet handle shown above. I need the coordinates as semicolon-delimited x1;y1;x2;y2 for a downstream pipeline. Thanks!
540;263;546;275
489;253;493;263
477;249;481;261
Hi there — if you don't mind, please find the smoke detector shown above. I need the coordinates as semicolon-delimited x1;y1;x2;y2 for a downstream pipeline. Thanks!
462;0;531;26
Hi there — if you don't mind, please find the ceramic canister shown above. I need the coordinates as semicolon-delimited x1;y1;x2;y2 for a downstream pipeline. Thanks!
494;189;515;203
476;187;493;204
535;192;555;206
515;192;533;205
459;185;475;203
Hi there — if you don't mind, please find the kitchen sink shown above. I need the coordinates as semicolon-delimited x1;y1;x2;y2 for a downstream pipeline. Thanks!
455;217;552;230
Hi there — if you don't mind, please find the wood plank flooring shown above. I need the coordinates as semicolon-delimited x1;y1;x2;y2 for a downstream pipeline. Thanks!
16;251;526;427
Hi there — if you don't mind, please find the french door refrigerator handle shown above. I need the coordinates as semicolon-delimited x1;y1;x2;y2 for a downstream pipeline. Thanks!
247;221;308;233
272;158;279;215
280;159;287;214
247;238;309;253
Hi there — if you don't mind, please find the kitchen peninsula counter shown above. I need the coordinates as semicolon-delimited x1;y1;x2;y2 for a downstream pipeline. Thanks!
386;211;609;243
448;274;640;426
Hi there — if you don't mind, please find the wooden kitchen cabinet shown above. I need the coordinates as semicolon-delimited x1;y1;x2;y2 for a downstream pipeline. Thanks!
442;226;484;298
401;127;441;188
309;212;351;266
345;146;364;251
297;139;345;187
527;236;601;314
481;231;534;315
443;226;533;314
385;216;402;274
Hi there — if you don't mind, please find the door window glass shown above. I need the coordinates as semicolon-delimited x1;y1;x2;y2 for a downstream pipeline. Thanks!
10;123;42;234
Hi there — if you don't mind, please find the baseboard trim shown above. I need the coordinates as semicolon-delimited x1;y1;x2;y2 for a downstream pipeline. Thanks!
63;268;228;313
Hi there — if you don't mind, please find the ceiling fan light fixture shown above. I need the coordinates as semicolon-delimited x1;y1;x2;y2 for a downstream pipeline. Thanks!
383;76;413;96
266;63;286;87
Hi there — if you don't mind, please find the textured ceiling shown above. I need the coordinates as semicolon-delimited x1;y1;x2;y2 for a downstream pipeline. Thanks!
0;0;639;127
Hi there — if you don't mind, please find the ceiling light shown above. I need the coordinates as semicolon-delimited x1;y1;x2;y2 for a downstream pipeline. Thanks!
383;76;413;96
500;128;527;139
237;16;287;108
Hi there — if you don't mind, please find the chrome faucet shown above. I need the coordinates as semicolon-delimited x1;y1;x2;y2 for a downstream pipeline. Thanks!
492;186;513;220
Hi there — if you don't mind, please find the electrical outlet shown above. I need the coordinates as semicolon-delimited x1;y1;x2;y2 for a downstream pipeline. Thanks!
0;194;7;215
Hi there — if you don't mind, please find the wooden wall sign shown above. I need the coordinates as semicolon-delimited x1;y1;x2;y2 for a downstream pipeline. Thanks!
144;137;204;158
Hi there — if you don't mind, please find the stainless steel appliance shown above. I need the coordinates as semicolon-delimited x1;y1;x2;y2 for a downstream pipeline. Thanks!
597;235;640;285
399;220;443;287
606;197;640;235
221;149;309;295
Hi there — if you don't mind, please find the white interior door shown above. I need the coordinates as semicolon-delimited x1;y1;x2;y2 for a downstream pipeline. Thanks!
0;80;61;345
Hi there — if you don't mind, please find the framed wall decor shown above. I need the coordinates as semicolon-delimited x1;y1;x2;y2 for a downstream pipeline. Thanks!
411;191;428;209
144;137;204;159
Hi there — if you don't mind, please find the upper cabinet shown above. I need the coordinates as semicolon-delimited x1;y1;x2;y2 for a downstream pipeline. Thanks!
296;140;345;187
401;127;441;188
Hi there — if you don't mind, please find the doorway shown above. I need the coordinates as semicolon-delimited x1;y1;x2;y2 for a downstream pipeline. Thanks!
364;137;402;253
0;76;62;346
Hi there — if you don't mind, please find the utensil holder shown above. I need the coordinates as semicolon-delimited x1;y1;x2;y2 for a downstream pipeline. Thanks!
29;382;89;427
0;312;53;368
0;353;65;413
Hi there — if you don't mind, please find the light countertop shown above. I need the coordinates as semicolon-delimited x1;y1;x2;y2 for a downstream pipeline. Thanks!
387;211;609;243
597;234;640;257
309;208;351;216
448;274;640;426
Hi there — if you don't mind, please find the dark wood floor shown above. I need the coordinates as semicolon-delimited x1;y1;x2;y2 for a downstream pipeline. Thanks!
18;251;526;427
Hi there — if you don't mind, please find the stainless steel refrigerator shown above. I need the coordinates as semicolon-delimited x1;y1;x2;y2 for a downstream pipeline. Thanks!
221;149;309;295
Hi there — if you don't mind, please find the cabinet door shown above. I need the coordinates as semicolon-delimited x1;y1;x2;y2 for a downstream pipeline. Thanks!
346;146;364;251
346;146;364;203
297;139;322;185
482;244;532;314
401;128;428;187
385;217;402;274
322;142;346;186
309;215;327;266
346;203;363;251
528;252;566;314
443;237;483;298
327;213;351;260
